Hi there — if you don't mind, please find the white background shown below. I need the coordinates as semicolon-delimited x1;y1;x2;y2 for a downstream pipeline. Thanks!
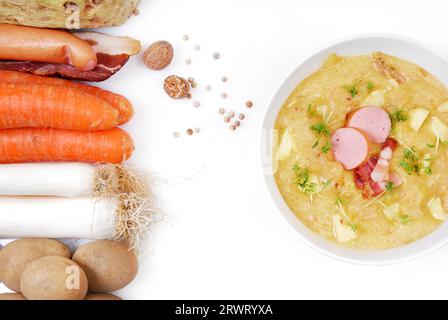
2;0;448;300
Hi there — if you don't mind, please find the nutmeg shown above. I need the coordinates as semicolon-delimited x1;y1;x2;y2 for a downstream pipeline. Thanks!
143;40;174;71
164;75;190;99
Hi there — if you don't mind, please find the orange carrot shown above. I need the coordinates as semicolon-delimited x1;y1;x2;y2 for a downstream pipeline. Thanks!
0;83;119;131
0;70;134;125
0;128;134;164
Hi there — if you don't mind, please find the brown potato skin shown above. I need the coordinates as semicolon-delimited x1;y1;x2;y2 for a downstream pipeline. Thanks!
21;256;88;300
85;293;122;300
72;240;138;293
0;293;26;300
0;238;71;292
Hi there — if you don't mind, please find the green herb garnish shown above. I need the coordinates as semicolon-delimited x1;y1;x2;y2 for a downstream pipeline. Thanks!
321;141;332;154
367;82;374;90
292;166;317;195
389;109;408;128
311;139;320;148
427;143;436;149
344;84;358;97
307;104;318;117
422;155;433;176
398;214;411;225
322;179;333;189
404;147;418;162
310;122;330;137
423;166;433;175
386;182;394;192
400;161;419;175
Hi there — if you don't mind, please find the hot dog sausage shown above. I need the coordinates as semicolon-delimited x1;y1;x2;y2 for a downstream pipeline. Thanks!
0;24;96;71
346;106;391;143
331;127;370;170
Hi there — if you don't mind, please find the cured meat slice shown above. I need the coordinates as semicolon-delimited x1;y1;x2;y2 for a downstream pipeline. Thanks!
0;53;129;82
354;156;378;189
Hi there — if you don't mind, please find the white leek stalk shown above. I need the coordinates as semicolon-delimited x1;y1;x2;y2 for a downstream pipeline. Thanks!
0;163;146;198
0;163;94;197
0;195;155;250
0;197;115;239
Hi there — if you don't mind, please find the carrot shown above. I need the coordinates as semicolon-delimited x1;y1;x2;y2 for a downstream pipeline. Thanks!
0;70;134;125
0;128;134;164
0;83;119;131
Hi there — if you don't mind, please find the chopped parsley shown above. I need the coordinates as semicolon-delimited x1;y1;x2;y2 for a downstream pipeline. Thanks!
311;139;320;148
367;82;375;90
427;143;436;149
344;84;358;97
389;109;408;128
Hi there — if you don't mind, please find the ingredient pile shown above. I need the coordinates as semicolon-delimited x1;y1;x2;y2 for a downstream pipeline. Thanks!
0;0;153;300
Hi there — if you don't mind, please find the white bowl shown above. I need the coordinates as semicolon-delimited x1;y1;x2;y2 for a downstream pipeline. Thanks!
259;34;448;265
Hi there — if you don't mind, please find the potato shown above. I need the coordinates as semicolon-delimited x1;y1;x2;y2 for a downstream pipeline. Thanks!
72;240;138;293
0;238;70;292
85;293;122;300
21;256;88;300
0;293;26;300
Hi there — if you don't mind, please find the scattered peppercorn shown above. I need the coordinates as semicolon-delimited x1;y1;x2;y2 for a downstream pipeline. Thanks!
185;58;192;65
234;121;241;127
186;129;193;135
246;101;253;108
229;124;236;131
229;111;235;118
219;108;225;115
183;35;189;41
224;116;230;123
193;101;200;108
194;128;201;133
193;44;200;51
239;113;245;120
221;76;228;82
205;85;212;91
213;52;220;60
173;132;180;138
221;92;228;99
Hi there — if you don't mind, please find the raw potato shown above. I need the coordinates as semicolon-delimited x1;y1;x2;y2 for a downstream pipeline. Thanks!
85;293;122;300
21;256;88;300
0;293;26;300
0;238;71;293
0;0;140;29
72;240;138;293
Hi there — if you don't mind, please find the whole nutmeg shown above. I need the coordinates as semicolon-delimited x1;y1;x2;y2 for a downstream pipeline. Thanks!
143;40;174;71
164;75;190;99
